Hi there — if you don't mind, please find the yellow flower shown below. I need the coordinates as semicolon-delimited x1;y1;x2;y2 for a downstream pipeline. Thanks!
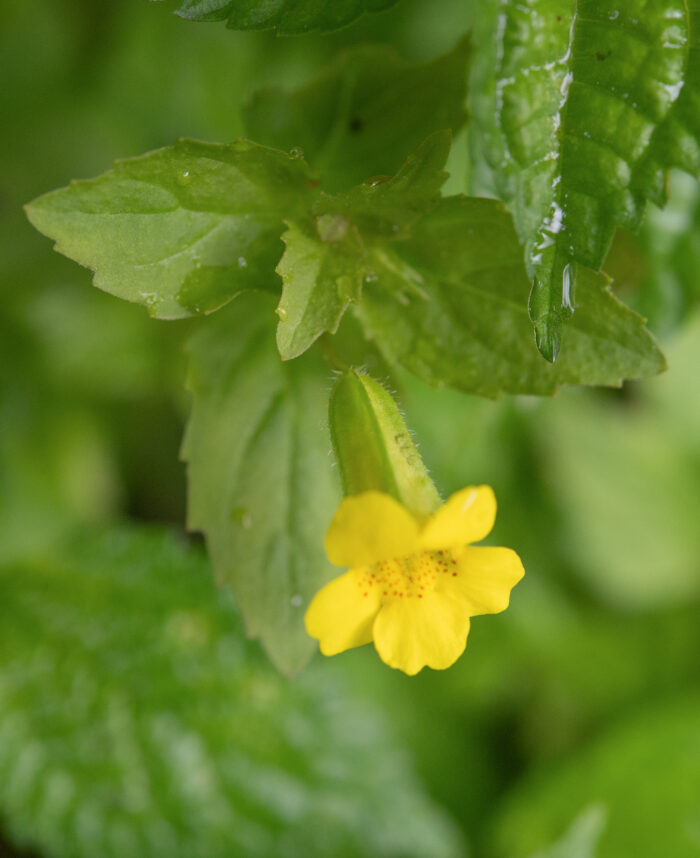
305;485;524;675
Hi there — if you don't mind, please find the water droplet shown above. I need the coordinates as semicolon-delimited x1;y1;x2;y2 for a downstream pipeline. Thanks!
232;507;253;529
364;272;378;283
237;256;248;268
290;594;303;608
178;170;191;185
289;146;304;160
561;262;576;311
138;291;158;307
275;306;288;321
363;174;393;187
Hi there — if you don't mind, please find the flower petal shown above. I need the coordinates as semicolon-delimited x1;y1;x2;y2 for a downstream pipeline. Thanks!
305;570;381;656
418;485;496;550
372;592;470;675
324;491;420;568
440;546;524;615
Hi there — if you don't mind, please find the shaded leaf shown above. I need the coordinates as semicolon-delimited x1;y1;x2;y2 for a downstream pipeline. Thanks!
354;197;666;397
276;133;451;359
182;291;339;674
26;139;317;319
245;40;469;191
174;0;399;34
0;525;464;858
471;0;690;359
315;130;451;240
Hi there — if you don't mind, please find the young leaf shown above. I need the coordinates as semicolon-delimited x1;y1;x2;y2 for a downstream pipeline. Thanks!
354;197;666;397
275;133;451;360
471;0;689;359
244;39;469;191
26;139;318;319
173;0;399;34
275;219;366;361
183;291;340;675
0;526;464;858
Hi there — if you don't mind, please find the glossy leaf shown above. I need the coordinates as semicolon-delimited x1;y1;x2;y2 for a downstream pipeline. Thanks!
182;291;340;674
0;526;464;858
245;40;469;191
276;133;451;360
354;197;666;397
26;139;317;319
471;0;689;359
634;3;700;205
174;0;399;34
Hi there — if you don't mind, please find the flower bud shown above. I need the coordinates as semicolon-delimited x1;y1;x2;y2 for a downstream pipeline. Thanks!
328;370;441;519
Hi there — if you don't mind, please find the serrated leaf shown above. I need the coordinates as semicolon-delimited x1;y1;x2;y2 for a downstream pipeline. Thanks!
173;0;399;34
634;3;700;204
25;139;317;319
244;40;469;191
182;291;339;674
275;219;366;360
275;133;451;360
471;0;689;359
354;196;665;397
0;526;464;858
315;130;451;239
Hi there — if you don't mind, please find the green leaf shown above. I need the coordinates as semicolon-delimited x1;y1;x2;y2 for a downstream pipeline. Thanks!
275;219;366;361
528;807;606;858
471;0;690;359
275;133;451;360
491;695;700;858
354;196;666;397
0;525;464;858
25;138;317;319
244;40;469;191
634;3;700;204
182;291;340;674
173;0;399;34
315;130;451;240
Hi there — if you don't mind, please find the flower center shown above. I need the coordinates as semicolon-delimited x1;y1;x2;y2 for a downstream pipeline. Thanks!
356;550;458;600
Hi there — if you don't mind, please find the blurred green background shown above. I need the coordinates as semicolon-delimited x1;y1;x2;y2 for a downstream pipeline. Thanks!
2;1;699;856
